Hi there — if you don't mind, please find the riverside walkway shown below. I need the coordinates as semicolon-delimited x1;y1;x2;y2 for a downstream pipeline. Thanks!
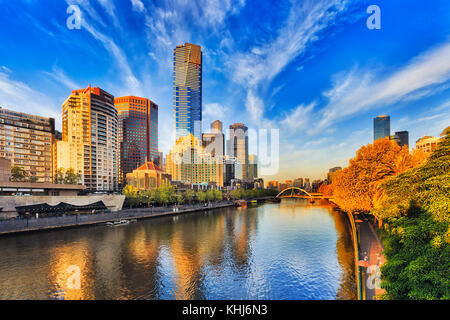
0;201;234;236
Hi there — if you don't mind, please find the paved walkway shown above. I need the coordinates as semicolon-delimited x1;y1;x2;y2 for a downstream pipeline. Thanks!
0;202;234;236
358;217;386;300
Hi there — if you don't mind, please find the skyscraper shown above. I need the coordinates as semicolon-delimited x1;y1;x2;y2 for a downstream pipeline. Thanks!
202;120;224;158
0;107;55;183
58;86;118;192
374;115;390;141
227;123;249;180
115;96;158;186
248;154;258;180
173;43;202;141
394;131;409;148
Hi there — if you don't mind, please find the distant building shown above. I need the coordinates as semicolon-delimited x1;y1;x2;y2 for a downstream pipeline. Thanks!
0;107;55;183
248;154;258;180
374;115;390;141
166;135;223;187
58;86;118;192
304;178;311;190
174;43;202;140
267;181;278;190
394;131;409;148
126;161;171;191
416;136;441;154
115;96;158;186
202;120;225;158
0;158;11;182
293;178;303;188
227;123;249;180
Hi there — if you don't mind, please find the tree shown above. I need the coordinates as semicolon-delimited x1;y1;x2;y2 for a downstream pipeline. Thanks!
373;127;450;300
213;189;223;202
332;139;422;214
175;193;184;205
122;185;140;208
11;166;27;182
54;168;65;184
185;189;195;204
196;191;207;203
64;168;81;185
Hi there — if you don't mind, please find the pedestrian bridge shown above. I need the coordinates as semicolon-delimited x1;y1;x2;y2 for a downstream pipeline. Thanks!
276;187;328;199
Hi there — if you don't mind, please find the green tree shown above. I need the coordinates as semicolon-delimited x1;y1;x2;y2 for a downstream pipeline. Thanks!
63;168;81;185
196;190;207;203
54;168;65;184
11;166;27;182
213;189;223;202
374;127;450;300
185;189;195;204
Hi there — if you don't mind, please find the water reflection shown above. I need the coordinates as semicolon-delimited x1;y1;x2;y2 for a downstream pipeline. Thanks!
0;200;356;300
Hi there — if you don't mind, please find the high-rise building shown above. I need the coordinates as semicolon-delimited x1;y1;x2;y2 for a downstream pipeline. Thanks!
173;43;202;141
415;136;441;154
374;115;390;141
227;123;249;180
202;120;225;158
248;154;258;180
293;178;303;188
115;96;158;186
166;134;223;187
394;131;409;148
58;86;118;192
0;107;55;182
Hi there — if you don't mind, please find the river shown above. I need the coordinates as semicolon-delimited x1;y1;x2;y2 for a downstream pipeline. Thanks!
0;199;356;300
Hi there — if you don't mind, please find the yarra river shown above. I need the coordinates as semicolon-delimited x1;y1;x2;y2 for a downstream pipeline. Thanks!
0;199;356;300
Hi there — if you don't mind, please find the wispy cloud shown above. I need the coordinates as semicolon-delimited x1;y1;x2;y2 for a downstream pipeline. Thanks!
315;41;450;132
43;65;82;90
229;0;351;123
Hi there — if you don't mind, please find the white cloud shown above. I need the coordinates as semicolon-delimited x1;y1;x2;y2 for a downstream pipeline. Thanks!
43;65;82;90
316;41;450;132
0;71;60;127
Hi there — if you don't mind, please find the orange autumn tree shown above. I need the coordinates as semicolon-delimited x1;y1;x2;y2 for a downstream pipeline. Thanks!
332;139;425;215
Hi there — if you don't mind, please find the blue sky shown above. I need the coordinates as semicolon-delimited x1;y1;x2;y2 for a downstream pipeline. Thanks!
0;0;449;181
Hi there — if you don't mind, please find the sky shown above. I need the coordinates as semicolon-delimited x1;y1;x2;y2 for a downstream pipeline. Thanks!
0;0;449;181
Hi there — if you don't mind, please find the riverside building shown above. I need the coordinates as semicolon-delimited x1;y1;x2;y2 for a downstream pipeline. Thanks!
0;107;55;183
58;86;118;192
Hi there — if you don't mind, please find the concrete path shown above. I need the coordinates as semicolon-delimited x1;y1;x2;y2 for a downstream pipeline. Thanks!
358;217;386;300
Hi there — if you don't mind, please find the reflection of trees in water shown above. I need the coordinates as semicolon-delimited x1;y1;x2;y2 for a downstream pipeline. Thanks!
332;209;357;300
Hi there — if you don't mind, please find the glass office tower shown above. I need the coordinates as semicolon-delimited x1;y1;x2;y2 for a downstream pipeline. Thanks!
173;43;202;141
373;115;390;141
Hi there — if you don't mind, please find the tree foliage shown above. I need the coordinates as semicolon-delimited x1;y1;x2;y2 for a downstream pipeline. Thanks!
11;166;28;182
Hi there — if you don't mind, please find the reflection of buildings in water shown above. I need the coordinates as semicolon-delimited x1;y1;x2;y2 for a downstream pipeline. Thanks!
49;241;93;300
332;209;357;300
90;229;128;299
227;209;257;269
170;233;204;300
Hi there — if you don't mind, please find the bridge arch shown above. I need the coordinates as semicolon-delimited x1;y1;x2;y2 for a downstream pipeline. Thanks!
276;187;314;199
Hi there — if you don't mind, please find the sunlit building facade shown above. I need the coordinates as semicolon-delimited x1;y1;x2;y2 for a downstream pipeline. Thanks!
115;96;158;186
126;161;171;191
173;43;202;141
59;86;118;192
0;107;55;182
415;135;441;154
166;135;223;187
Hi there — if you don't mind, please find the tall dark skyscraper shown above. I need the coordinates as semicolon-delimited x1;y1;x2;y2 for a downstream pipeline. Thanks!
374;115;390;141
173;43;202;141
115;96;158;186
394;131;409;148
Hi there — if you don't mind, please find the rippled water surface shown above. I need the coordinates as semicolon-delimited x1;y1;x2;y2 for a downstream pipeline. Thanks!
0;199;356;300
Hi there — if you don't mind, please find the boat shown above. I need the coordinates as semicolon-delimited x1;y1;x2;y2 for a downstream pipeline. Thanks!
106;220;130;226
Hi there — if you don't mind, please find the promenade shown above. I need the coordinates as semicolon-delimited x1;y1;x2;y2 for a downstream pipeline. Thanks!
0;201;234;236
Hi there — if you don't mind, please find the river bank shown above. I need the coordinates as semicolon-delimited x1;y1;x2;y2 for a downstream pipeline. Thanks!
0;201;235;236
326;198;385;300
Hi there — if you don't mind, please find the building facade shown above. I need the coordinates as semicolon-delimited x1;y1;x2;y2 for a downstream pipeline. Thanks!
394;131;409;148
173;43;202;141
166;135;223;187
415;136;441;154
227;123;249;181
58;86;118;192
115;96;158;186
374;115;390;141
248;154;258;180
0;107;55;183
